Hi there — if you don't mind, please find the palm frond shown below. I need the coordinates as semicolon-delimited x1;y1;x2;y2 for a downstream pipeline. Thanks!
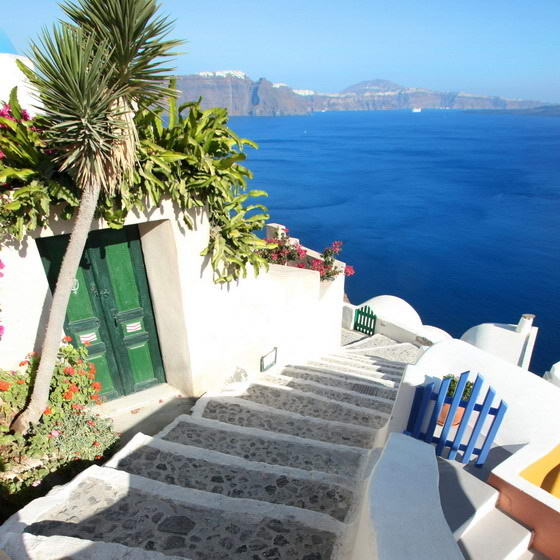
61;0;183;107
21;25;128;190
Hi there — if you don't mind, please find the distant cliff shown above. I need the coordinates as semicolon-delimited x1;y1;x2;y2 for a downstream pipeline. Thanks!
177;72;543;116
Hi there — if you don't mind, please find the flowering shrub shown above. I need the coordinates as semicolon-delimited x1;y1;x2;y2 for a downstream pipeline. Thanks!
0;257;4;339
0;339;118;517
259;228;356;281
258;228;307;265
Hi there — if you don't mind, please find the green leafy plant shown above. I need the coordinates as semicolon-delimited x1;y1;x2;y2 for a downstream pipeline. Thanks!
0;87;270;283
443;374;474;400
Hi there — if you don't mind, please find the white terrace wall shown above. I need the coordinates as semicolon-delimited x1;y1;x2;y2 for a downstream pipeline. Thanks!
0;202;344;397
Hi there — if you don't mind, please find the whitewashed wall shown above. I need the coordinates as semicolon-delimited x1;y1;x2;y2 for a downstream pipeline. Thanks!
0;203;345;397
0;54;39;114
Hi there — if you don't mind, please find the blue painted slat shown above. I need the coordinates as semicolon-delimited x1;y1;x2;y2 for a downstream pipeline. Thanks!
436;372;469;456
448;375;484;461
461;387;496;464
476;400;508;467
425;377;451;444
412;382;434;438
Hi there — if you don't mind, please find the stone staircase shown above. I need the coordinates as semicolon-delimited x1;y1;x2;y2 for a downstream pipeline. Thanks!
0;333;419;560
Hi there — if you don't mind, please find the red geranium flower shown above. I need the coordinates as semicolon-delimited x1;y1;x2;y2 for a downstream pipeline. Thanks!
63;391;74;400
83;341;91;346
92;441;100;447
69;383;79;393
87;420;95;426
0;381;11;391
19;360;29;367
63;367;75;375
91;381;102;391
16;379;25;385
43;407;53;415
63;336;72;342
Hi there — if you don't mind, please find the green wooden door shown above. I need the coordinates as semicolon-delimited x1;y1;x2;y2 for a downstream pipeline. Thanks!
37;225;165;401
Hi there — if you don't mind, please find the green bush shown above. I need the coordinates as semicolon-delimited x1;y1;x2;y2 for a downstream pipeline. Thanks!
443;374;474;401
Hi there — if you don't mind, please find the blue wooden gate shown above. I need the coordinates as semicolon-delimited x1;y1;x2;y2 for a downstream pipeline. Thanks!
354;305;376;336
404;371;507;467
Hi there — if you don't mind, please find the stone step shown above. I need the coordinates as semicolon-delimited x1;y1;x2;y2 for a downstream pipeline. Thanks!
311;356;404;377
15;466;341;560
437;458;499;540
260;373;394;414
344;343;420;364
316;355;406;376
239;382;389;428
198;396;376;448
107;434;354;522
0;533;187;560
341;328;369;346
285;364;399;391
157;415;366;477
343;333;397;349
458;507;532;560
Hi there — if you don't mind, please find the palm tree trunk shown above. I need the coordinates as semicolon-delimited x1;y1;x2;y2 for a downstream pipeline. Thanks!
12;182;102;434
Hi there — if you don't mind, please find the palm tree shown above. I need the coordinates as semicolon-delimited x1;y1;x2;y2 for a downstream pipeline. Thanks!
12;0;181;433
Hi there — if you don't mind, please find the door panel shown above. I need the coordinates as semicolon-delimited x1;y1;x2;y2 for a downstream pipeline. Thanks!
36;225;165;400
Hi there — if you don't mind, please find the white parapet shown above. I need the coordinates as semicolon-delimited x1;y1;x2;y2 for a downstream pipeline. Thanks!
460;313;538;370
348;433;463;560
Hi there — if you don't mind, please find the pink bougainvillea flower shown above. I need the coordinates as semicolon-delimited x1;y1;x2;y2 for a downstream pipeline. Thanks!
344;265;356;277
50;430;61;438
0;150;5;160
31;480;41;487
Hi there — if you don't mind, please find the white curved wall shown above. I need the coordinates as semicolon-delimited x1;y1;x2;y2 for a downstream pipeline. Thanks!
0;54;37;113
461;322;538;370
363;295;422;328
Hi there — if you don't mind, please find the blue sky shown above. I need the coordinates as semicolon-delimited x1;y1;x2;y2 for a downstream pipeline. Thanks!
2;0;560;102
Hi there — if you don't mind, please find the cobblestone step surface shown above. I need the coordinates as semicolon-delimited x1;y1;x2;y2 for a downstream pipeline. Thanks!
260;373;394;414
345;343;421;364
158;415;366;477
283;366;399;399
200;397;375;449
317;354;407;375
344;333;396;348
307;359;404;382
239;383;388;428
22;468;340;560
0;533;187;560
108;435;354;522
286;364;399;389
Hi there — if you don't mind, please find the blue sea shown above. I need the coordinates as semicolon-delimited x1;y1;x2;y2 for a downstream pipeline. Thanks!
229;110;560;375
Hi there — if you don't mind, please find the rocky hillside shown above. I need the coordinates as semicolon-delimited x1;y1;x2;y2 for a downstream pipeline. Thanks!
177;72;543;116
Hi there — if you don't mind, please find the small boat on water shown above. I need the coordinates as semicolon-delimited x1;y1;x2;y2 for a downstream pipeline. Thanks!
412;107;422;113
